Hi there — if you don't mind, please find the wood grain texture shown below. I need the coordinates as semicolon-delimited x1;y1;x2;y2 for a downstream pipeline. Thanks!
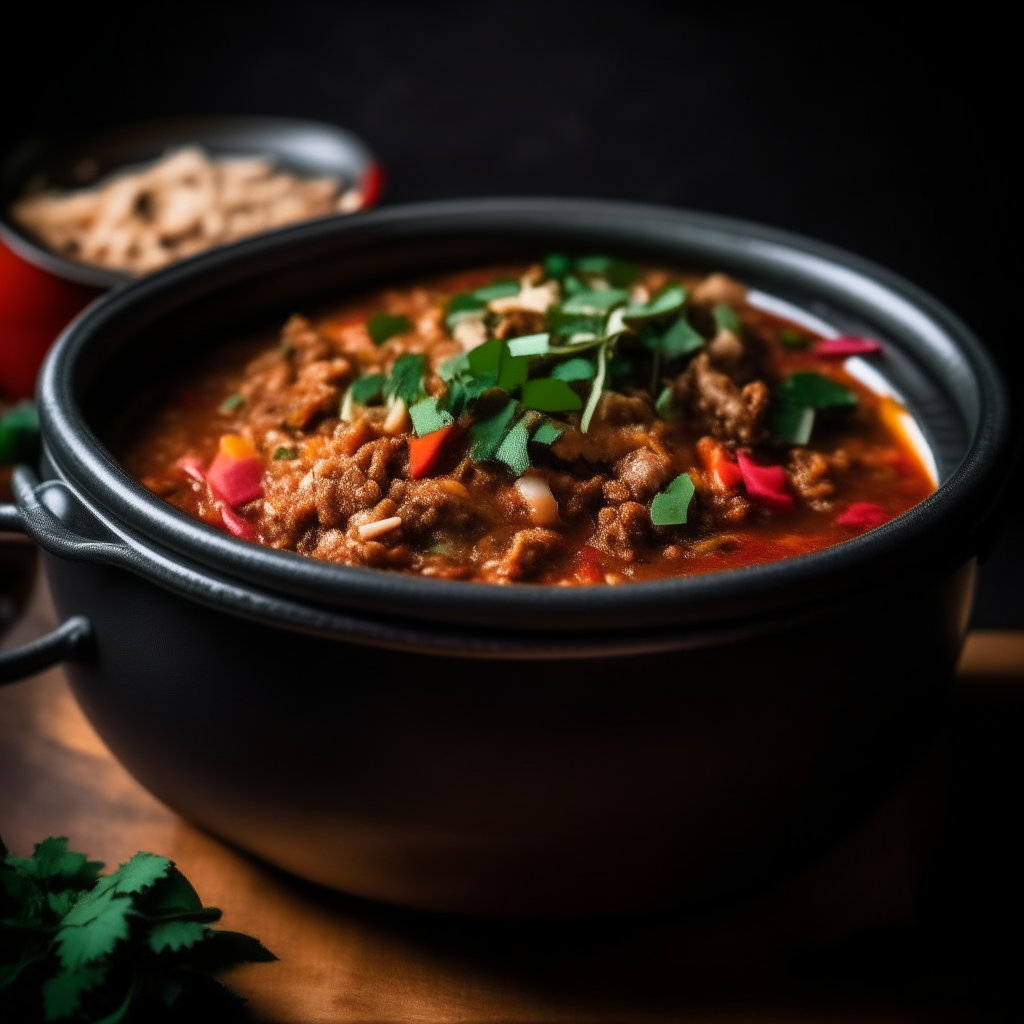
3;574;1012;1023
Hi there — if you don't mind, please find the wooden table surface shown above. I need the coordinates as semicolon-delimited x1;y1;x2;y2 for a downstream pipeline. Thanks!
3;570;1022;1023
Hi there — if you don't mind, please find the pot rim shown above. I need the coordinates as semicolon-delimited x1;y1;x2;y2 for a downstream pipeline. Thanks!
36;197;1012;633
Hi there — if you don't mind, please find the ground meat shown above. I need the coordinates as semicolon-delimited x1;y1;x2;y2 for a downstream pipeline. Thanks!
788;448;836;508
395;477;478;539
594;501;649;561
497;528;563;580
613;447;671;502
493;309;547;340
676;352;769;445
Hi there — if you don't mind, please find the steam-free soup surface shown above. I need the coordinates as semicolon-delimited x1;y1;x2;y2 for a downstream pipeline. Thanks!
118;257;935;585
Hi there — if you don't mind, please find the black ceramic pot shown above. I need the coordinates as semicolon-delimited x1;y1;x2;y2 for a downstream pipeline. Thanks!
0;199;1011;916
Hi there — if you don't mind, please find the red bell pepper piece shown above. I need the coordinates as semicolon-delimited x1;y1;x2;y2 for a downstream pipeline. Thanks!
696;436;743;490
575;545;605;585
220;504;257;541
814;336;882;358
176;456;206;483
206;434;264;506
836;502;889;530
736;450;794;510
408;424;457;479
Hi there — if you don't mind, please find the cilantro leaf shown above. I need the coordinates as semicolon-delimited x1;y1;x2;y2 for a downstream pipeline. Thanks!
41;962;109;1021
55;887;134;970
780;371;858;409
506;333;550;357
147;920;210;955
650;472;696;526
470;400;518;462
467;337;503;376
624;284;686;322
562;288;629;314
779;327;808;349
580;341;609;434
532;421;564;445
573;255;641;287
496;349;530;390
386;353;426;405
772;402;816;445
273;446;298;460
409;397;454;437
655;386;681;420
444;292;487;329
543;252;572;278
547;307;605;339
549;357;595;382
712;304;742;334
367;312;411;346
351;373;386;404
495;418;531;477
472;279;519;302
520;379;583;413
98;852;172;900
642;316;704;360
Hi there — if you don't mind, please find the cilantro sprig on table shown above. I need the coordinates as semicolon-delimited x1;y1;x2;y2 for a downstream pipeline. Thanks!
1;834;275;1023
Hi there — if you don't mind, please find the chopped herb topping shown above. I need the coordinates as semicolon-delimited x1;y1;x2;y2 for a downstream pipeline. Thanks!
409;396;454;437
779;327;808;349
521;378;583;413
494;417;531;477
218;393;243;414
772;371;858;444
532;420;564;445
712;304;742;334
368;312;412;346
470;400;518;462
386;353;426;405
650;472;696;526
549;357;596;382
272;446;298;460
350;373;386;404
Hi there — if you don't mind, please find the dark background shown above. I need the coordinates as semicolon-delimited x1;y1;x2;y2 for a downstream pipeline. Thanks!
2;3;1020;624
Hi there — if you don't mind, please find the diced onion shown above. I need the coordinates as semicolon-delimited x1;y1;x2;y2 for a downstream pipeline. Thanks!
358;516;403;540
515;476;560;527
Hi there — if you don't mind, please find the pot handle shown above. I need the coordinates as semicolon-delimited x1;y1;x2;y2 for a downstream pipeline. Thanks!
1;464;110;684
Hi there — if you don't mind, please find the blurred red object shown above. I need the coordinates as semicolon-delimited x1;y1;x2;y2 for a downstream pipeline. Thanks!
0;239;101;399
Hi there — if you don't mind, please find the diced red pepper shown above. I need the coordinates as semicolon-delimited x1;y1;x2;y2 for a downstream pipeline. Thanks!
736;450;794;510
696;436;743;490
176;456;206;483
575;545;605;585
220;504;258;541
408;424;458;479
814;336;882;358
206;434;264;506
836;502;889;530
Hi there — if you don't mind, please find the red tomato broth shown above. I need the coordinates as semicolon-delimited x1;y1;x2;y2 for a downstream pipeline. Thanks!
114;261;936;586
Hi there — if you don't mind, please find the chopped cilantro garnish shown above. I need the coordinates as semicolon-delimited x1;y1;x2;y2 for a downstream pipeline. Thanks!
218;393;243;414
771;372;857;444
624;284;686;322
521;378;583;413
550;357;595;382
655;385;681;420
642;315;705;360
272;446;298;460
547;308;605;339
351;373;386;404
574;255;641;287
532;420;564;445
543;252;572;278
650;472;696;526
494;417;531;477
472;279;520;302
368;312;412;346
562;288;629;314
470;400;518;462
386;353;426;405
409;396;454;437
779;327;808;349
468;337;504;376
497;349;530;390
712;304;742;334
781;372;858;409
506;333;550;357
